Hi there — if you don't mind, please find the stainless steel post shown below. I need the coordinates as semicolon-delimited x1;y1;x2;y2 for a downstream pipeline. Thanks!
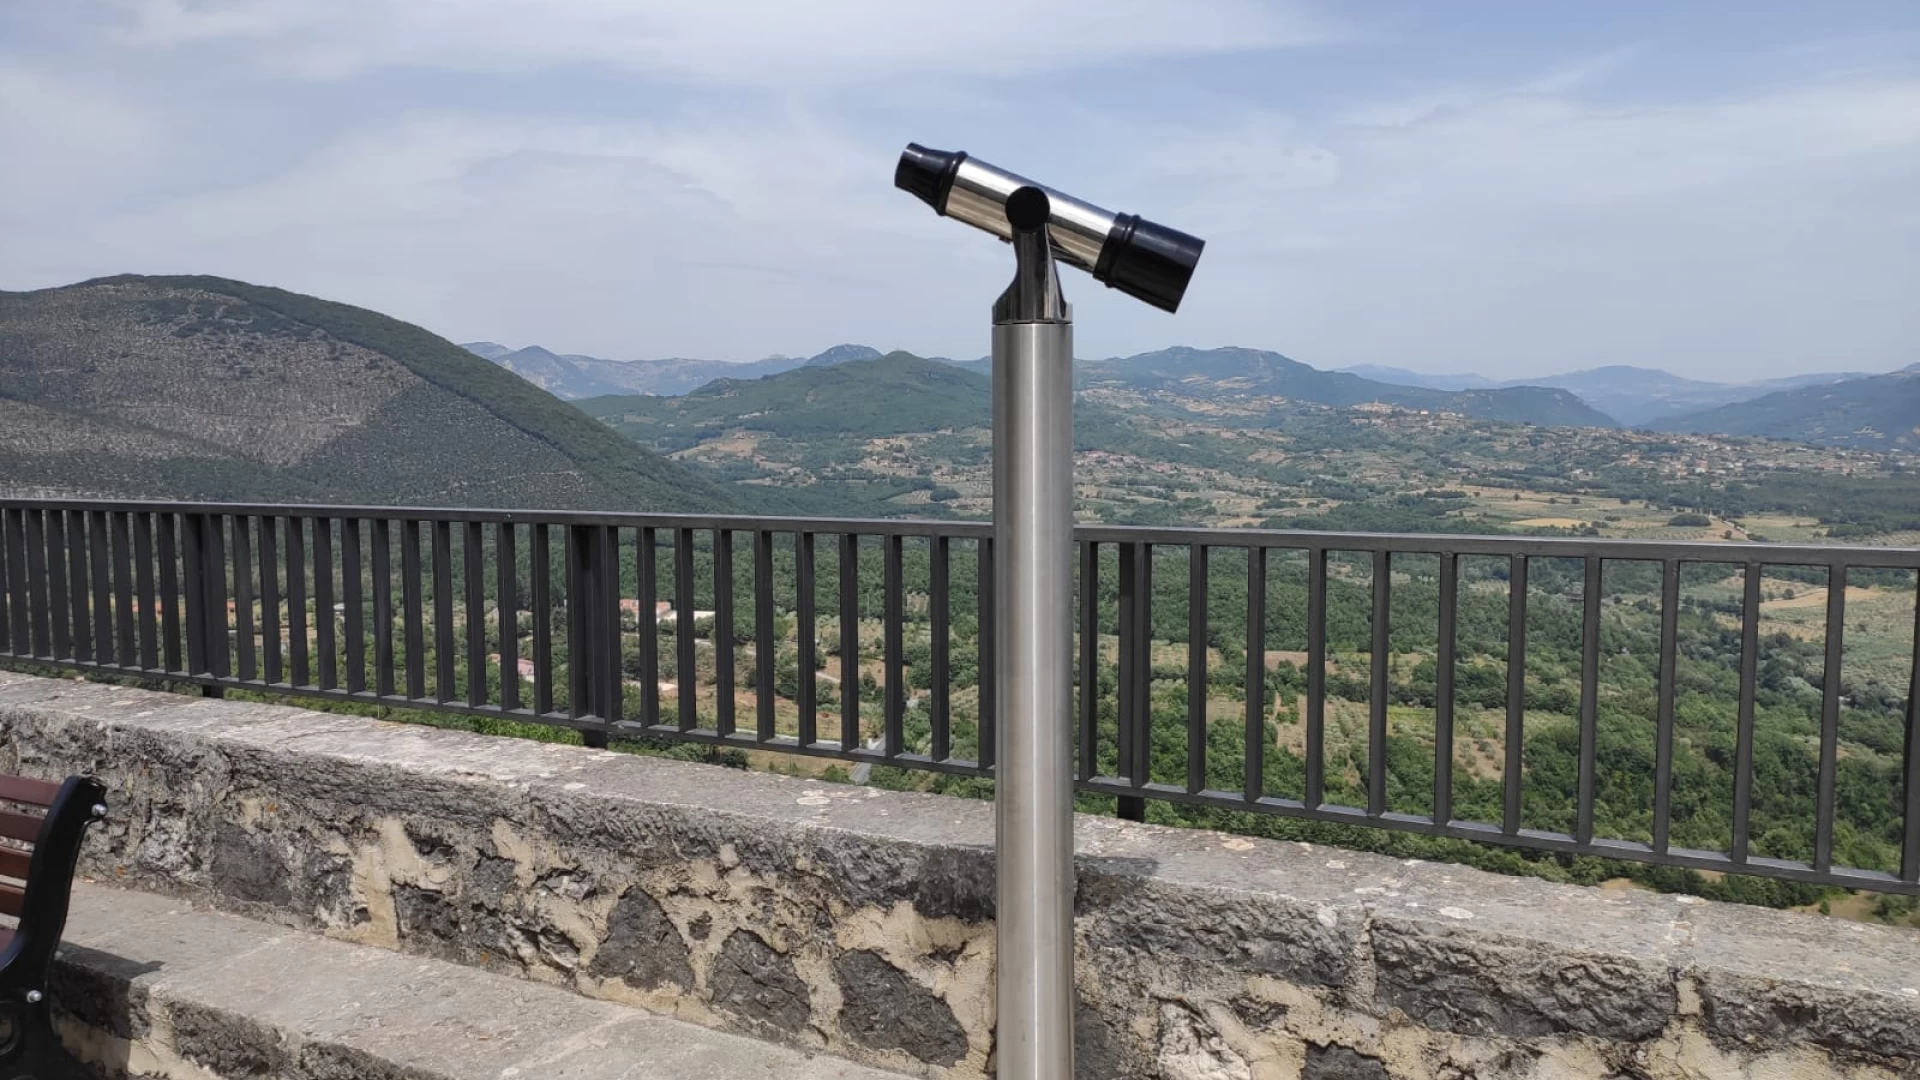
992;188;1075;1080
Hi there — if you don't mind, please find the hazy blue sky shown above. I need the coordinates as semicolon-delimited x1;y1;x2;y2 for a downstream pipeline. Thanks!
3;2;1915;380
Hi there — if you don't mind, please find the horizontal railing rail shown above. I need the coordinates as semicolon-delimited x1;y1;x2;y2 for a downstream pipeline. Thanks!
3;498;1917;895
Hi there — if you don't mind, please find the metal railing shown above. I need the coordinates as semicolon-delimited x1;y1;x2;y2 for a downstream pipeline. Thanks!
3;498;1918;895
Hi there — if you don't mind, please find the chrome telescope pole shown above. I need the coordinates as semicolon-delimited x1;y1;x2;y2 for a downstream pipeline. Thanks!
895;145;1202;1079
991;186;1076;1080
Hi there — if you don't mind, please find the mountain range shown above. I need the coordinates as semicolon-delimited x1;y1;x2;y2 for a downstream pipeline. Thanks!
0;276;735;510
1086;347;1614;427
1649;363;1920;449
458;341;882;398
1340;363;1873;426
479;341;1616;428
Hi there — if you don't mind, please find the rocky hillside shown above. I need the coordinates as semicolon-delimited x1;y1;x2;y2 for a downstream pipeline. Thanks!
0;276;735;510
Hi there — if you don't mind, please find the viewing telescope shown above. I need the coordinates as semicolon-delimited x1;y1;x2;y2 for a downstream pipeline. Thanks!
895;143;1205;313
894;143;1206;1080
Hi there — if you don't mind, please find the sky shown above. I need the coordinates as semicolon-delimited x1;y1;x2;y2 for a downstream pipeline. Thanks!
2;2;1916;382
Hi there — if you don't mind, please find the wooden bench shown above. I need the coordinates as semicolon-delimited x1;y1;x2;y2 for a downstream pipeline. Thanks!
0;772;107;1079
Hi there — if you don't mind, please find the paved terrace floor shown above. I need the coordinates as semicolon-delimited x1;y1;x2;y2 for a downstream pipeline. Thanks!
53;882;906;1080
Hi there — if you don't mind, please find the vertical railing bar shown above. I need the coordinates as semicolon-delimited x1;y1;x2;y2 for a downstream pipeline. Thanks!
205;513;229;678
5;511;33;656
111;512;136;667
527;524;555;714
158;514;182;673
796;532;817;748
1653;559;1681;854
565;528;587;721
432;520;454;702
257;516;281;683
1;511;24;655
567;526;587;721
20;511;49;661
1305;546;1327;810
1900;572;1920;884
4;511;28;657
495;523;518;712
180;515;206;674
1116;543;1137;787
754;530;775;742
369;518;392;696
65;512;89;664
226;514;252;682
343;519;365;694
676;527;698;732
1077;539;1097;782
314;518;336;691
1503;553;1527;836
134;513;159;671
1129;543;1152;793
931;535;952;762
47;511;73;661
23;511;50;658
530;524;553;714
1435;552;1457;825
1731;561;1761;864
401;518;424;700
1187;544;1209;795
464;522;485;706
883;533;904;758
638;527;659;725
285;517;309;687
839;533;860;752
600;526;623;733
87;511;112;666
978;536;996;769
0;511;9;654
715;529;736;738
1576;556;1601;846
1369;549;1390;818
1814;564;1847;873
1245;546;1267;802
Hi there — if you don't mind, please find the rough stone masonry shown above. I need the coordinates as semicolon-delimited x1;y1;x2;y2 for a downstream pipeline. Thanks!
2;670;1917;1080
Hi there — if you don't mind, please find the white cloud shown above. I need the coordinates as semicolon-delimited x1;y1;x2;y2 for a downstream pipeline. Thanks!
108;0;1333;84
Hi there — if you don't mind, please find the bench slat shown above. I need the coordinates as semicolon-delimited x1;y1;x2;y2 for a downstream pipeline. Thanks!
0;847;28;880
0;883;20;918
0;810;43;845
0;775;62;808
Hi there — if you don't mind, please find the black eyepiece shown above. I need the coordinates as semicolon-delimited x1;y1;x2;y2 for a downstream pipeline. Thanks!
895;143;966;215
1093;214;1205;314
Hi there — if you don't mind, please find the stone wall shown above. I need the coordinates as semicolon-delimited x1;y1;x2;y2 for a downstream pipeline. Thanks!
2;671;1915;1080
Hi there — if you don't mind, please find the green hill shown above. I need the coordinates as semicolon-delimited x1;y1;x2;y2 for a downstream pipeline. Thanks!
582;351;991;443
1089;346;1619;427
1653;367;1920;448
0;275;735;511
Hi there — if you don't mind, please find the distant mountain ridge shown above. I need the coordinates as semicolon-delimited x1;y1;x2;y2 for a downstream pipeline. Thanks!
1652;366;1920;448
0;275;734;509
462;341;881;398
1336;364;1498;391
1090;347;1617;427
581;352;991;441
1350;361;1879;426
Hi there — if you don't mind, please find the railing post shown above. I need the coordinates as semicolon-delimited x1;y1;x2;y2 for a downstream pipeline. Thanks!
181;512;230;679
566;523;620;747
